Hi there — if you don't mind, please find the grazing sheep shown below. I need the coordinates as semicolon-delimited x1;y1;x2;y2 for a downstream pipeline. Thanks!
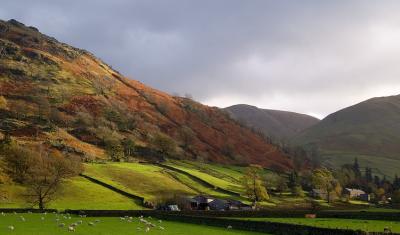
8;225;14;231
384;227;392;233
1;212;4;216
145;227;150;232
20;216;25;222
68;226;75;232
227;225;233;229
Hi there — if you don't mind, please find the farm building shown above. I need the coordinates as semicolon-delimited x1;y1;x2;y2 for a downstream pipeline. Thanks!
343;188;370;201
190;196;251;211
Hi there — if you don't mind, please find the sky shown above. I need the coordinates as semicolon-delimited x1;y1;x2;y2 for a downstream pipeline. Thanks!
2;0;400;119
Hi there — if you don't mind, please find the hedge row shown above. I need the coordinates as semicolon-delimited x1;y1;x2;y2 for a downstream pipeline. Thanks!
0;208;57;213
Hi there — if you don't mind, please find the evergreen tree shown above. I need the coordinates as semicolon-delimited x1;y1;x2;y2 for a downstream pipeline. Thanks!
365;167;373;182
352;158;361;178
393;175;400;191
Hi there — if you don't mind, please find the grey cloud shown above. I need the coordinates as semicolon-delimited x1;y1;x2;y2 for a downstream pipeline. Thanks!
2;0;400;118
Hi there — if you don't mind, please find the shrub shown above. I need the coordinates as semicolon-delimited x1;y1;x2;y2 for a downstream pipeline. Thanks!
0;96;8;110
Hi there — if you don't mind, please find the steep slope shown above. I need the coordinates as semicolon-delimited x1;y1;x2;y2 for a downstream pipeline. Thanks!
0;19;292;170
225;104;319;141
293;95;400;175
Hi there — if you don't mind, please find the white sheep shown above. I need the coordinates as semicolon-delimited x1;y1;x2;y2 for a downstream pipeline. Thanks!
227;225;233;229
88;222;94;226
68;226;75;232
145;227;150;232
8;225;14;231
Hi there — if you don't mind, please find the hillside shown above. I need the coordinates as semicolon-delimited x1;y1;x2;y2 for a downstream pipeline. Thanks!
225;104;319;141
293;95;400;176
0;19;292;170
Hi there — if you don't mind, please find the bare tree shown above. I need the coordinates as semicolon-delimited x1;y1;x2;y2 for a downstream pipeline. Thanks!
24;150;82;209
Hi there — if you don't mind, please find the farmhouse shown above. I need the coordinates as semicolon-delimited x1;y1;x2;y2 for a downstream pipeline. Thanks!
343;188;370;201
190;196;251;211
191;195;215;210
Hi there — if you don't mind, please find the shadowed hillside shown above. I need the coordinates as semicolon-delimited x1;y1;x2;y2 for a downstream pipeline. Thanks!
225;104;319;141
293;95;400;176
0;19;292;170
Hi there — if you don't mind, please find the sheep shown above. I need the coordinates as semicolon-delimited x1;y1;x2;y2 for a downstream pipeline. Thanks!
68;226;75;232
41;217;45;220
8;225;14;231
227;225;233;229
20;216;25;222
159;226;165;230
145;227;150;232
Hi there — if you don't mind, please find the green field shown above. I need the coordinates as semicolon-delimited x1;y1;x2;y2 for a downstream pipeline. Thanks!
0;213;267;235
84;163;196;201
0;177;144;210
245;217;400;233
2;161;269;210
83;162;260;202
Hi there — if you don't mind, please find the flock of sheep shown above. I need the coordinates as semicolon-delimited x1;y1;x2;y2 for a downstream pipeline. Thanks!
1;211;167;233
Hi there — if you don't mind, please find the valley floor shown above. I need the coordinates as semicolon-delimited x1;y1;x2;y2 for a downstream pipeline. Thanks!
0;213;267;235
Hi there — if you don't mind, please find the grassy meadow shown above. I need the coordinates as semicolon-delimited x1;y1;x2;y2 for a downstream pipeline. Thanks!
0;213;268;235
0;177;144;210
244;217;400;233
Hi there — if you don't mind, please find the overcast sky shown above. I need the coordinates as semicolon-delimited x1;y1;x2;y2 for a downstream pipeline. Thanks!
2;0;400;118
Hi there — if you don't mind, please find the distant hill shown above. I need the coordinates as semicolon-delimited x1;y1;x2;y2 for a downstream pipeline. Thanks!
293;95;400;177
0;19;292;170
224;104;319;141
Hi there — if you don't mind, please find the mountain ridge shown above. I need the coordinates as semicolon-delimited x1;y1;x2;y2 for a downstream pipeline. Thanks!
225;104;319;141
0;19;292;170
